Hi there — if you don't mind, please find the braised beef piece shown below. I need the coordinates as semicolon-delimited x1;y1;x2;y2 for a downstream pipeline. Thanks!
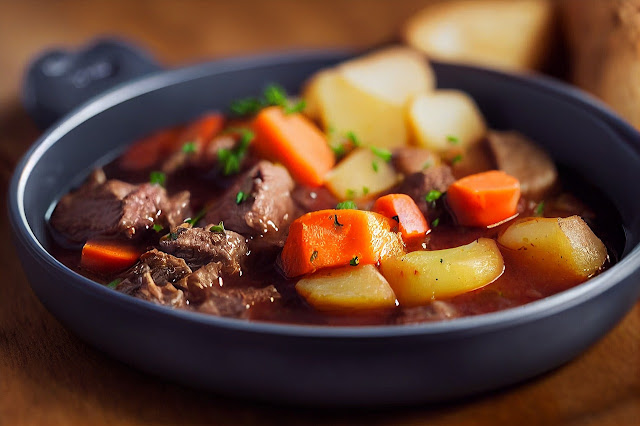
161;190;191;229
158;224;248;274
176;261;223;302
204;160;297;243
116;249;191;308
392;147;440;176
291;185;338;213
395;165;455;217
196;285;280;318
50;168;191;244
394;301;459;324
161;134;237;175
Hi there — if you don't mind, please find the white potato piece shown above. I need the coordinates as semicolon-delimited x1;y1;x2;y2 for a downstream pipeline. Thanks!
407;90;487;153
302;47;435;148
295;264;397;311
381;238;504;306
497;216;608;281
403;0;554;71
325;147;398;200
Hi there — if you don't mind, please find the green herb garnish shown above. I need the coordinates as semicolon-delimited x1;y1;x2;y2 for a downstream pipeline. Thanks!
310;250;318;263
184;208;207;226
372;161;379;172
370;146;392;162
209;221;226;233
263;84;288;107
362;187;369;196
534;201;545;217
107;278;122;289
236;191;249;205
451;154;463;165
217;128;254;175
350;256;359;266
230;84;304;116
422;161;432;170
447;135;460;144
336;200;357;210
168;231;178;241
149;171;166;187
152;224;164;233
432;217;440;227
346;189;356;199
425;189;442;203
346;131;361;147
230;97;263;116
181;141;197;154
284;99;306;114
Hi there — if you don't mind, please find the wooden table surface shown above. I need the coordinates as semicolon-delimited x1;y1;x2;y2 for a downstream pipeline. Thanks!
1;1;639;424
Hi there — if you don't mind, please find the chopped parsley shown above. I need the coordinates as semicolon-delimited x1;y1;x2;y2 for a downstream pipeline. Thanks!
229;97;263;116
432;217;440;227
181;141;197;154
451;154;463;165
149;171;166;187
447;135;460;144
168;231;178;241
229;84;305;116
346;189;356;199
284;99;306;114
362;186;369;196
263;84;288;107
152;224;164;233
422;161;432;170
217;128;254;175
534;201;545;216
425;189;442;203
209;221;226;233
331;144;346;158
372;161;379;172
107;278;122;289
350;256;360;266
346;131;361;147
236;191;249;205
184;208;207;226
336;200;357;210
310;250;319;263
370;146;392;163
333;214;343;227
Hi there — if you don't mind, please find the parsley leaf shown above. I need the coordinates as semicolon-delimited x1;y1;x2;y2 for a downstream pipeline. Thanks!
184;208;207;226
217;128;254;175
346;131;361;147
447;135;460;144
236;191;249;205
107;278;122;289
451;154;463;165
336;200;357;210
362;186;369;196
432;217;440;227
370;146;392;162
372;161;379;172
230;97;263;116
534;201;545;216
182;141;197;154
149;171;166;187
152;224;164;233
350;256;359;266
284;99;306;114
209;221;226;233
263;84;288;107
425;190;442;203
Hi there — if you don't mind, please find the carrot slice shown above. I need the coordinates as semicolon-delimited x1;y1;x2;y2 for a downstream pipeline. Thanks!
372;194;429;244
446;170;520;227
251;106;335;186
174;112;225;153
81;239;142;274
280;209;404;278
119;127;182;171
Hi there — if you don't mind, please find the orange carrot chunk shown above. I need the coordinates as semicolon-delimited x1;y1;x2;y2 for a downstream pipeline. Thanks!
372;194;429;244
119;127;182;171
447;170;520;227
281;209;404;278
81;239;142;274
251;106;335;186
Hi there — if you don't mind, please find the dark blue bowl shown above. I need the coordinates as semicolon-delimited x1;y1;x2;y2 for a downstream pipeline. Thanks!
8;50;640;405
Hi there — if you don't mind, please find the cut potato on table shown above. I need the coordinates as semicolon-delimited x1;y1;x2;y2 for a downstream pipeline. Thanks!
403;0;555;71
325;147;398;200
407;90;487;153
303;46;435;149
296;264;397;311
497;216;608;281
381;238;504;306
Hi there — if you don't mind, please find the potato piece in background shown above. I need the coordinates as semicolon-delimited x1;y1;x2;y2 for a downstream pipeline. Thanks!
296;264;397;311
407;90;487;153
325;147;398;201
403;0;555;71
498;216;608;283
302;47;435;148
381;238;505;306
487;130;558;200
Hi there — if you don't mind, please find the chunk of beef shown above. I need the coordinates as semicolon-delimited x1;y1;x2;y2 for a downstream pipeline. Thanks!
204;161;297;242
396;165;455;217
196;285;280;318
50;168;191;244
291;185;338;213
395;301;459;324
161;134;237;175
392;147;440;175
159;224;248;274
160;190;191;229
116;249;191;308
175;261;223;302
487;130;558;200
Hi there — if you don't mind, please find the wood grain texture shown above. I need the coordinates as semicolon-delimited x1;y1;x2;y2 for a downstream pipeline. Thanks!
0;1;639;424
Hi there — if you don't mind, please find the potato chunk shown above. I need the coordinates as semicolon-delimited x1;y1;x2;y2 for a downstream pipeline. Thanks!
302;47;435;148
296;264;397;311
407;90;487;153
325;147;398;200
381;238;504;306
497;216;607;281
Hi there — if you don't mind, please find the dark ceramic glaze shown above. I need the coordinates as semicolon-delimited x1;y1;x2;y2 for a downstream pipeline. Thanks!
8;50;640;405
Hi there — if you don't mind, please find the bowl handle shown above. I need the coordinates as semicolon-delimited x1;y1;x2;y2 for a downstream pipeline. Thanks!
21;37;163;130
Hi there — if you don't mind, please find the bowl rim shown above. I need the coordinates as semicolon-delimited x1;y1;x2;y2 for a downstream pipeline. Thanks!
9;48;640;339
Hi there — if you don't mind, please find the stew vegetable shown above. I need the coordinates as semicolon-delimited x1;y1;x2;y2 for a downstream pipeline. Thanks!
48;47;615;326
